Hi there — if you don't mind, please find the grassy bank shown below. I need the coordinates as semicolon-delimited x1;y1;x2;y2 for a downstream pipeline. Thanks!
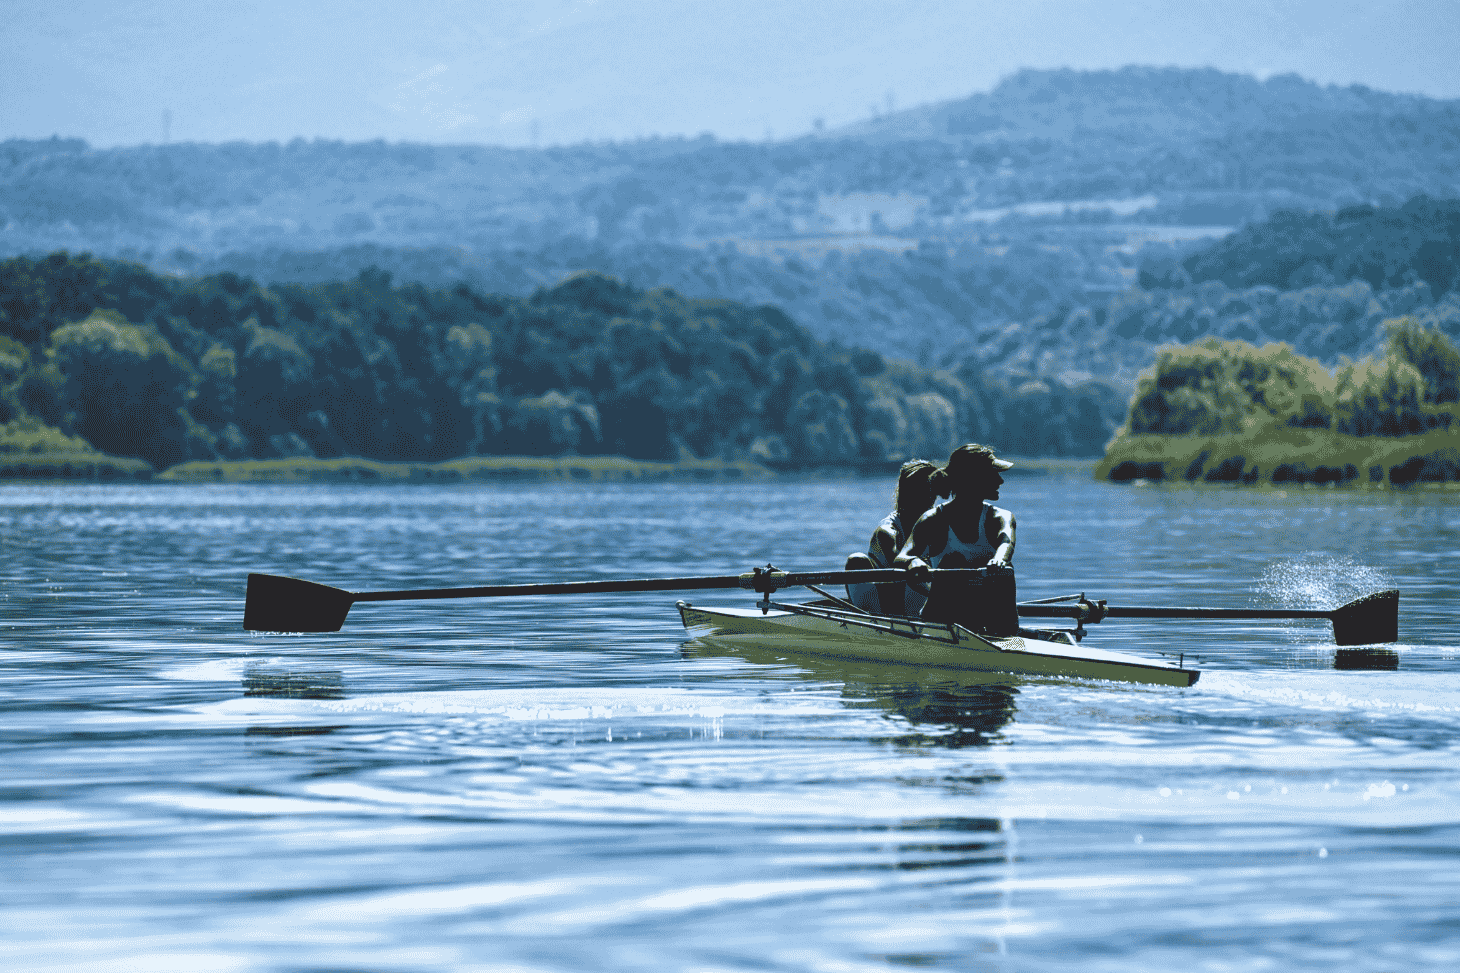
0;416;153;481
0;452;155;481
158;454;773;484
0;451;1092;485
1000;456;1099;477
1096;427;1460;486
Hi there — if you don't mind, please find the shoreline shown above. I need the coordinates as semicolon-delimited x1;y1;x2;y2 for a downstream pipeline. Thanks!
15;443;1460;487
0;453;1100;484
0;453;154;482
1;453;776;484
160;455;775;484
1096;427;1460;487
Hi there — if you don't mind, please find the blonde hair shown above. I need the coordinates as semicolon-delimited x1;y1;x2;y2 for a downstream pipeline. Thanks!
894;459;938;515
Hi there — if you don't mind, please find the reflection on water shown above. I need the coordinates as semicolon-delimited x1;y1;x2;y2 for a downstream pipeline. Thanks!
241;664;345;699
886;817;1008;873
684;638;1020;747
1333;646;1401;670
243;725;346;737
866;684;1019;750
3;478;1459;971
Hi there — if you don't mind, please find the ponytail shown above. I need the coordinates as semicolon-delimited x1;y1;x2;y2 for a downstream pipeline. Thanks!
895;459;939;516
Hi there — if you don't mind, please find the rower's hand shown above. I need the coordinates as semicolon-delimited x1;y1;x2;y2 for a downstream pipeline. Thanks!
985;562;1014;576
904;558;931;581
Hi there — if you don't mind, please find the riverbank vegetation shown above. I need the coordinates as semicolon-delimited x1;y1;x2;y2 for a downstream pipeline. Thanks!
1098;316;1460;485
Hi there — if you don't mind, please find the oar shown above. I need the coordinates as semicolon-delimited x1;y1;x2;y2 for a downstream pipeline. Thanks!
1016;589;1399;646
243;567;921;633
245;569;1400;646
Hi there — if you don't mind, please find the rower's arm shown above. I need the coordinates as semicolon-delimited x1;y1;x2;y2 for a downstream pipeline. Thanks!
868;524;900;568
989;508;1016;567
893;512;936;570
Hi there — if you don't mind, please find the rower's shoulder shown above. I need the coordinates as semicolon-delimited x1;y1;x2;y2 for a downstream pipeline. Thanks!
869;520;898;547
913;502;950;529
986;503;1016;531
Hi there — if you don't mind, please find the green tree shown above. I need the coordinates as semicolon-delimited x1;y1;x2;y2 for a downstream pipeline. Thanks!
46;309;210;467
1334;317;1460;435
1124;339;1335;435
0;336;28;423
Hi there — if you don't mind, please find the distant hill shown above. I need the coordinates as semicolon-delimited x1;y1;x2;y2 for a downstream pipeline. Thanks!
6;67;1455;258
180;233;1127;371
3;66;1458;393
851;67;1447;143
962;197;1460;386
184;196;1460;391
1144;195;1460;294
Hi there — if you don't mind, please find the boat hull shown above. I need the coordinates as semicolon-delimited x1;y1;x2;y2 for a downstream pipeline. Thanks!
677;600;1199;687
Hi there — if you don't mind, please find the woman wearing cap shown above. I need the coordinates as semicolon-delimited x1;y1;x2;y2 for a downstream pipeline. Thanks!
844;458;938;615
894;444;1019;636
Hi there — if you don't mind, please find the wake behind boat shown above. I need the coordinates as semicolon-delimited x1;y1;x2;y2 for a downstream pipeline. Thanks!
677;598;1201;687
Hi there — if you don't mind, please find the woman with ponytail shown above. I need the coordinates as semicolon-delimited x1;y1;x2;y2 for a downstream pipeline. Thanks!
844;458;939;615
895;444;1019;636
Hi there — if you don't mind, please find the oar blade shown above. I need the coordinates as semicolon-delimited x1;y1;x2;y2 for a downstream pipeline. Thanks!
244;574;355;633
1331;588;1399;646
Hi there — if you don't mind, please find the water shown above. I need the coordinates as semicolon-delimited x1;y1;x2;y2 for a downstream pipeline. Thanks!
2;475;1458;971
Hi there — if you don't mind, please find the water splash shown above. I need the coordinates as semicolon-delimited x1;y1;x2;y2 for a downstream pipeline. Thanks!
1254;554;1393;612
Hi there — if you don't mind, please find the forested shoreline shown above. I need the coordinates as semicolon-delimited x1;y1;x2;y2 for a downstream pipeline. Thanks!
0;253;1119;476
4;186;1459;482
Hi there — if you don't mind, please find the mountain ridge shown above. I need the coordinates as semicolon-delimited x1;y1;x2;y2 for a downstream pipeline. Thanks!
834;66;1456;145
4;65;1458;393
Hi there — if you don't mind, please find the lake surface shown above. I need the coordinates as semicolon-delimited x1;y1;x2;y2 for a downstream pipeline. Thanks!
2;474;1457;972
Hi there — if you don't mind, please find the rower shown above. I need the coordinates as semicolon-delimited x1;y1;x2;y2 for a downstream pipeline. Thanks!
844;459;938;615
895;444;1019;637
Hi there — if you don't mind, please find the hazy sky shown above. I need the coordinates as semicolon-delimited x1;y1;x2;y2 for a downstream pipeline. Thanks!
5;0;1459;148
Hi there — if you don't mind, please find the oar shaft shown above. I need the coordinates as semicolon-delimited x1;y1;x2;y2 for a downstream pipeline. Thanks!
1019;590;1397;646
350;569;915;603
1104;606;1332;620
354;575;744;602
1017;603;1331;620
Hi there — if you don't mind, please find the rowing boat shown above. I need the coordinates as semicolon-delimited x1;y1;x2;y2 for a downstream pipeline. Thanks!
676;598;1200;687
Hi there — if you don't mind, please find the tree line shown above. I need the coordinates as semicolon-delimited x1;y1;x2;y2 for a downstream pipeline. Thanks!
0;253;1120;471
